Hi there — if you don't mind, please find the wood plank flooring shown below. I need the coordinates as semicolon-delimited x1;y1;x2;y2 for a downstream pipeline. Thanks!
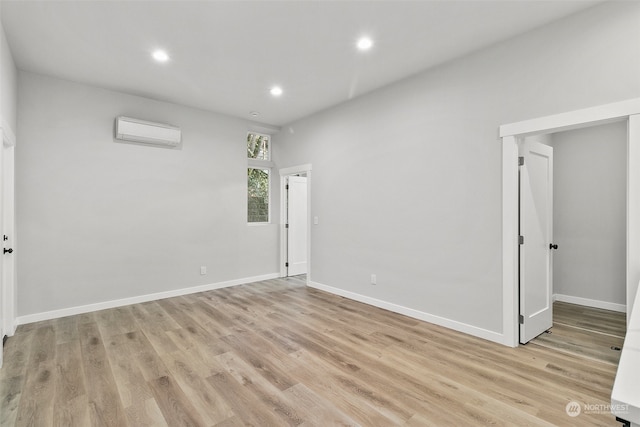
531;301;626;365
0;277;622;426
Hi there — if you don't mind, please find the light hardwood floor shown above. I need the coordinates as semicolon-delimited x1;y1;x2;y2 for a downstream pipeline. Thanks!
0;277;621;426
531;301;626;366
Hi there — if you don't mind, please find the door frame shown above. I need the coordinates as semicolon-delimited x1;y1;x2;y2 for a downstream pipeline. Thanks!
501;98;640;347
279;163;312;282
1;117;17;346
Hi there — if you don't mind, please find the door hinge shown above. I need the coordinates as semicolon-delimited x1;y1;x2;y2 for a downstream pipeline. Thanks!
285;262;289;267
286;184;289;190
519;314;524;324
519;235;524;245
285;223;289;229
518;156;524;166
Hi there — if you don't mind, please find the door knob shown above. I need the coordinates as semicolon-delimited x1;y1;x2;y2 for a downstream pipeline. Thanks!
4;248;13;254
549;244;558;250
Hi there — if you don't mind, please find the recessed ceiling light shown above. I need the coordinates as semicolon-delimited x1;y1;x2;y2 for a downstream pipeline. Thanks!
270;86;283;97
152;49;169;63
250;111;259;117
357;37;373;51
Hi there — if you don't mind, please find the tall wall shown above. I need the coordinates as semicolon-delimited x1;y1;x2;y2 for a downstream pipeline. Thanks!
16;72;279;317
552;122;627;309
272;1;640;336
1;5;17;132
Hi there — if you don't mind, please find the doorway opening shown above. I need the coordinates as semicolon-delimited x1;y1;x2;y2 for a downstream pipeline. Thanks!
279;164;312;282
500;98;640;348
518;124;628;362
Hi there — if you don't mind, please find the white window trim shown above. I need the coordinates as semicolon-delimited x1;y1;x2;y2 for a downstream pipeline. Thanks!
248;158;274;168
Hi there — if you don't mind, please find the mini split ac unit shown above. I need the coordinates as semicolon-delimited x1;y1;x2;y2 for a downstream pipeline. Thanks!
115;116;181;147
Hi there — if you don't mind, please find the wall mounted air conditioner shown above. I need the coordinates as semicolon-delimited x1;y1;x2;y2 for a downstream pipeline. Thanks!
115;116;181;147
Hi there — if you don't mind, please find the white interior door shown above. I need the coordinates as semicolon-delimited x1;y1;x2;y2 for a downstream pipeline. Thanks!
287;176;308;276
0;129;4;368
1;128;16;367
519;140;554;344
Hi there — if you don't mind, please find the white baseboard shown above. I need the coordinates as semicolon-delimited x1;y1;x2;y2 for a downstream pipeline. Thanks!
554;293;626;313
2;318;17;337
308;281;506;345
16;273;280;326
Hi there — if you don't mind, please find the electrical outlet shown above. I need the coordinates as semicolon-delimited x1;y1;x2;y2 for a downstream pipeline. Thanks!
200;266;207;275
371;274;376;285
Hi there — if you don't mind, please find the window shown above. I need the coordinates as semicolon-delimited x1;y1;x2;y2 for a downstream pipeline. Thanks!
247;132;272;223
247;132;269;160
248;167;269;222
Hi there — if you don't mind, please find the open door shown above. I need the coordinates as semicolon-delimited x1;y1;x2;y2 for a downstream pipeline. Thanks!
0;128;4;368
286;175;308;276
0;127;16;367
519;140;554;344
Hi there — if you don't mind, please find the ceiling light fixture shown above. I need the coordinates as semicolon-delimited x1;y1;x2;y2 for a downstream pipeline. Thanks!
270;86;283;97
250;111;259;118
357;37;373;51
152;49;169;63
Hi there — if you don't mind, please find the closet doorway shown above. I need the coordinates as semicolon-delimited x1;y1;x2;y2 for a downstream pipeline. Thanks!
500;98;640;347
524;123;627;363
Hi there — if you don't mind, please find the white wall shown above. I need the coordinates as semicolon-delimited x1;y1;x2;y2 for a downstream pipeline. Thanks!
17;72;279;317
272;1;640;336
0;6;17;132
552;122;627;308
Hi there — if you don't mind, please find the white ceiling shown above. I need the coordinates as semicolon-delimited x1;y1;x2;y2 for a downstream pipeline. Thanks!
1;0;602;127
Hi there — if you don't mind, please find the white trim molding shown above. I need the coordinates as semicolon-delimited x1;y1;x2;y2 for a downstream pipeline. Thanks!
502;135;519;347
308;281;505;345
16;273;280;325
500;98;640;138
500;98;640;347
279;163;312;176
553;294;626;313
628;114;640;321
611;280;640;425
248;158;275;168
